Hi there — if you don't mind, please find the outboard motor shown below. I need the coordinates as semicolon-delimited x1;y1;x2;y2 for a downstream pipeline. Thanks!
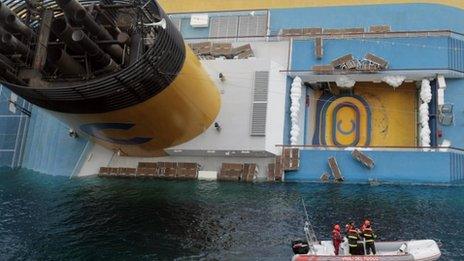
292;239;309;255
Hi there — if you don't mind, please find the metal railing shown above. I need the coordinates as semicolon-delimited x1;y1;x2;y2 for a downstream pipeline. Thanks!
183;30;464;74
281;68;464;78
183;29;461;43
276;144;464;154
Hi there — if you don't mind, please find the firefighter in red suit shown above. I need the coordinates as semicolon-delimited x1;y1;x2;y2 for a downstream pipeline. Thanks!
332;224;343;255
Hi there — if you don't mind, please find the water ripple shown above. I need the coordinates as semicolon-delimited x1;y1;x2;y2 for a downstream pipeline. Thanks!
0;169;463;259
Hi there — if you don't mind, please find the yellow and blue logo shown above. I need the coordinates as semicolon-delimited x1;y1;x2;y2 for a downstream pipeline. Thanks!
316;95;371;146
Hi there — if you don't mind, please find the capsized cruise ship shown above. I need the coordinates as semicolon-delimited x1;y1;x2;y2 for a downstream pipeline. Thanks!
0;0;464;183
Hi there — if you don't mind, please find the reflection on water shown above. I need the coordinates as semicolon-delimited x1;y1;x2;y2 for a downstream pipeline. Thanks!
0;169;462;260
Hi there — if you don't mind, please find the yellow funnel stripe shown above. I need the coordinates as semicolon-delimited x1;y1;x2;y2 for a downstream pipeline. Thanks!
52;48;221;157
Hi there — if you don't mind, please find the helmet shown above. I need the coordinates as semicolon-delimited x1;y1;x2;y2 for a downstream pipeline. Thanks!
334;224;340;231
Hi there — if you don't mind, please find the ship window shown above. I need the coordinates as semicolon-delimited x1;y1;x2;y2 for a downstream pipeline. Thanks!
238;15;267;39
209;16;239;39
209;14;267;41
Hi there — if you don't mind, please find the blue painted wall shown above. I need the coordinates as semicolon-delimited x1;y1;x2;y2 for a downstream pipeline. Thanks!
291;37;450;71
21;107;88;177
441;79;464;148
174;4;464;40
0;85;31;168
285;149;453;183
180;18;210;39
269;4;464;35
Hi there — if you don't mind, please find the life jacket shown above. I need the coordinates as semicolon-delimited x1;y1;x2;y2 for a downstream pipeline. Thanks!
362;226;376;243
347;228;359;247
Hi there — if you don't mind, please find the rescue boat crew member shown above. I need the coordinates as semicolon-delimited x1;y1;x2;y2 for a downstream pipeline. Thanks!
332;224;342;255
362;220;377;255
346;221;360;255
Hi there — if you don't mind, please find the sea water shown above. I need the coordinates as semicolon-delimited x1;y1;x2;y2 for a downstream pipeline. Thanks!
0;169;462;260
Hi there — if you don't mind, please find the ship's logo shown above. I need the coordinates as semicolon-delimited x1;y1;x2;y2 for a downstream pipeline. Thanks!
80;123;153;145
315;95;371;147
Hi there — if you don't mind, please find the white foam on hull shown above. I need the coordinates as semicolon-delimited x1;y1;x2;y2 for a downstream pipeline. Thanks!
198;171;218;180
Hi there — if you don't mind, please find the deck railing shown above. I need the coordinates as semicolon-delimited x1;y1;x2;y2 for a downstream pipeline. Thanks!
184;29;462;43
275;144;464;154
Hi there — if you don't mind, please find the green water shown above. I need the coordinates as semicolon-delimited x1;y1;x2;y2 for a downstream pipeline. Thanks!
0;169;462;260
